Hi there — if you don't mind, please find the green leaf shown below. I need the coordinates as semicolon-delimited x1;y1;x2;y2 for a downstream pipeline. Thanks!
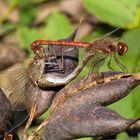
121;27;140;72
132;86;140;117
43;12;73;39
122;28;140;117
29;0;48;4
19;6;37;26
117;132;129;139
19;0;37;26
82;0;140;29
18;27;44;52
109;94;134;118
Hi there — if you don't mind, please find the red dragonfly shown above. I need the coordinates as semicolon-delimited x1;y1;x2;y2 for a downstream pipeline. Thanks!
31;30;128;72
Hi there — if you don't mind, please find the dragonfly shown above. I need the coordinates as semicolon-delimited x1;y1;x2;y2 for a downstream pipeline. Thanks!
30;31;128;87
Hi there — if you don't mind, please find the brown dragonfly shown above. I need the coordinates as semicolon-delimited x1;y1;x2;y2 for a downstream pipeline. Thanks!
30;33;128;87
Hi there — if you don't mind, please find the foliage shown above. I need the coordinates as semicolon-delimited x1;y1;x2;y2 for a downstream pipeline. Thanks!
82;0;140;29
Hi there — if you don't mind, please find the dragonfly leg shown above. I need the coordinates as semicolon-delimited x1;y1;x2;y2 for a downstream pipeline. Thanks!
91;56;108;73
51;46;57;60
84;56;107;81
107;57;114;71
57;46;65;73
47;45;65;73
46;46;65;72
56;47;65;73
106;57;117;79
52;45;65;73
114;54;128;73
47;45;57;61
107;57;118;79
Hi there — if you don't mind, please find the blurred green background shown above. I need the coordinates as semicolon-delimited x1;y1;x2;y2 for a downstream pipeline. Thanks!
1;0;140;139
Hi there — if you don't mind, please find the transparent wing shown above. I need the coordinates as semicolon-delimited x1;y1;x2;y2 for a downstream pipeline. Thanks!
0;69;29;111
94;28;120;41
87;52;107;73
6;74;40;134
0;59;43;111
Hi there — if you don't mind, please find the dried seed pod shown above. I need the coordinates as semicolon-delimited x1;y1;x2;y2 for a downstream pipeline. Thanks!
0;88;20;140
43;105;139;140
0;44;26;70
0;88;12;133
25;79;57;118
40;72;140;139
51;72;140;111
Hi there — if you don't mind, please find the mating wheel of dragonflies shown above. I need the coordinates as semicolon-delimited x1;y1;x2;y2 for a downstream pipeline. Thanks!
30;29;128;87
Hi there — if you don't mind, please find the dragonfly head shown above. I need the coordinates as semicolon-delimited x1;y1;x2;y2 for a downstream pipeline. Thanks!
32;46;46;58
117;42;128;56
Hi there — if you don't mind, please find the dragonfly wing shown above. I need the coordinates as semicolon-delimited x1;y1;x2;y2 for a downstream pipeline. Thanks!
0;69;29;111
87;52;106;73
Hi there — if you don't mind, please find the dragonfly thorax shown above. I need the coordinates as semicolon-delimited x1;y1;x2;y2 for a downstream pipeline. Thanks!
92;39;117;56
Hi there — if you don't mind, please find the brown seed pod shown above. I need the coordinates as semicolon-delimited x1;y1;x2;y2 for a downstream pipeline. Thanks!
23;25;80;140
43;105;139;140
0;88;25;140
25;79;57;118
40;72;140;140
0;88;12;133
51;72;140;112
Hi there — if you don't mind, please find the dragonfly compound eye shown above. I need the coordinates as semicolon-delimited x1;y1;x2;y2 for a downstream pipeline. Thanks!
117;42;128;56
